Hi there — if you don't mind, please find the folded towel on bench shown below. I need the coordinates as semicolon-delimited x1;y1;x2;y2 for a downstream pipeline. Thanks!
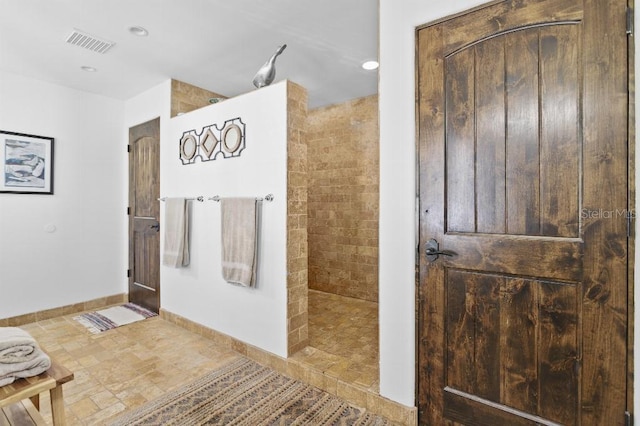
0;327;40;363
0;327;51;386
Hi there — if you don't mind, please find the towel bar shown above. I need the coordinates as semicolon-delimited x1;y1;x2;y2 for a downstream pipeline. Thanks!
209;194;274;202
158;196;204;202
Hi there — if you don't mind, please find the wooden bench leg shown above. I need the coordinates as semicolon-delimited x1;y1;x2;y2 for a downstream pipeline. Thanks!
49;386;66;426
29;394;40;410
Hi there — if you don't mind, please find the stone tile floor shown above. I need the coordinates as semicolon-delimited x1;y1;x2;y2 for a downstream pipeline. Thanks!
22;315;240;425
297;289;379;392
16;289;380;425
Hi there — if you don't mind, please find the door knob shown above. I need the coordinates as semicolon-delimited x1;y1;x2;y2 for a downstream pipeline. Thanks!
425;238;453;262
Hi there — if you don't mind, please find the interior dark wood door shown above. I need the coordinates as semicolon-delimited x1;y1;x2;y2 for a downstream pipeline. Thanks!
417;0;629;425
128;118;161;313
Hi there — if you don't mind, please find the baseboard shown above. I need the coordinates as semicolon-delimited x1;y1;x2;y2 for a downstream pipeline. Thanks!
0;293;128;327
160;308;417;426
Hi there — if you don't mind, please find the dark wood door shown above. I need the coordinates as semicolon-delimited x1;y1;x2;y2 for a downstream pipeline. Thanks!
128;118;161;313
417;0;629;425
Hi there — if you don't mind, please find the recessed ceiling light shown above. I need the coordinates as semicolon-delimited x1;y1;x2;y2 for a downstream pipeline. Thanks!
81;66;97;72
129;26;149;37
362;60;379;71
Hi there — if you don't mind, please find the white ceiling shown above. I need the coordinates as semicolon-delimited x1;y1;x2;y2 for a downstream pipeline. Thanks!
0;0;379;109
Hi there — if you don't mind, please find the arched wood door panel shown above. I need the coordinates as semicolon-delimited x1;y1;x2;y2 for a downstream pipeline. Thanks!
128;118;160;313
417;0;629;424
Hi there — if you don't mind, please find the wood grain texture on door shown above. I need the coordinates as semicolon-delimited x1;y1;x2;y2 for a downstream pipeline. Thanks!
128;118;161;313
417;0;629;424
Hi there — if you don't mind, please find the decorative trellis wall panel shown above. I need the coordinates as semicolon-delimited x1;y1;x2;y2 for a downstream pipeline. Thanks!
179;118;246;165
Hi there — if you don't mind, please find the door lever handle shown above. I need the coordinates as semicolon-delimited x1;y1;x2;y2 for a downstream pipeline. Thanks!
425;248;453;256
150;224;160;231
425;238;454;262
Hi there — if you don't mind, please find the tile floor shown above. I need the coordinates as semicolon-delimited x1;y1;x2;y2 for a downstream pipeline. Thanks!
16;289;380;425
295;289;379;392
21;315;240;425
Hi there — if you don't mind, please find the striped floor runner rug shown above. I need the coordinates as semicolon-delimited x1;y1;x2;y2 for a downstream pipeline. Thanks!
108;357;390;425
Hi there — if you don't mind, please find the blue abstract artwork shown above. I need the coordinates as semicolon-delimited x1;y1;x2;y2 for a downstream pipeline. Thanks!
4;139;46;188
0;130;54;194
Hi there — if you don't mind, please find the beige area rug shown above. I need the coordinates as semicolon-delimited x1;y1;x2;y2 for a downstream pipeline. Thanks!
108;358;390;425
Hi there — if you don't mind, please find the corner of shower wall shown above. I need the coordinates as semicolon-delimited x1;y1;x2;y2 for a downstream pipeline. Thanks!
285;80;309;356
169;79;228;118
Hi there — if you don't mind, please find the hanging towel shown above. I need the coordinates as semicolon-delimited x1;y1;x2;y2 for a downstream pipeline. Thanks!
162;198;190;267
221;198;258;287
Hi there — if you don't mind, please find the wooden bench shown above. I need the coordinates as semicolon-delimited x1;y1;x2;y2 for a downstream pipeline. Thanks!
0;358;73;425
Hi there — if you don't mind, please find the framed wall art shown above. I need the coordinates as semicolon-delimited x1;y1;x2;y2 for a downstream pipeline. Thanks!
0;130;54;194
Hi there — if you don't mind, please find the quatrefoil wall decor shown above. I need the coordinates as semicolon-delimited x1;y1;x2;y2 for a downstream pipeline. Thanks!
179;117;246;165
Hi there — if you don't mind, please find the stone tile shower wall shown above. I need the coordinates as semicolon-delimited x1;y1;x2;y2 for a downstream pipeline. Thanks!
286;81;309;356
170;79;227;118
307;95;379;302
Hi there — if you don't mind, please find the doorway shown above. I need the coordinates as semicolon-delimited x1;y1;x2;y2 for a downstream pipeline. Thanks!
416;0;630;424
304;96;381;391
128;117;161;313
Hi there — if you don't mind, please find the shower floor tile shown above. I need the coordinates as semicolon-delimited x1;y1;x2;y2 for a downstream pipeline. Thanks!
297;289;379;393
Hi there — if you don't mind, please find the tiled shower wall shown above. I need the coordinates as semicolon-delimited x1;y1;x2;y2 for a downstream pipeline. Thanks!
286;81;310;355
170;79;227;118
307;95;379;302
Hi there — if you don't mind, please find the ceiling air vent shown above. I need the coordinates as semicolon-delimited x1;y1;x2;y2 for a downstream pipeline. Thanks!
65;29;115;54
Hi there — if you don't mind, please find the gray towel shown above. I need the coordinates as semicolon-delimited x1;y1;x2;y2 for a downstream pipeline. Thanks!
0;327;51;386
162;198;190;267
221;198;258;287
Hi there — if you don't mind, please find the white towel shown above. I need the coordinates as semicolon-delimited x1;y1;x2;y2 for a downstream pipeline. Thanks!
0;351;51;386
221;198;258;287
0;327;51;386
0;327;39;363
162;198;190;267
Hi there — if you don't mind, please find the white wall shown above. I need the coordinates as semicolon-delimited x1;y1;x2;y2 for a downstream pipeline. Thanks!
124;80;171;132
0;69;289;362
0;70;126;318
160;82;289;357
378;0;491;406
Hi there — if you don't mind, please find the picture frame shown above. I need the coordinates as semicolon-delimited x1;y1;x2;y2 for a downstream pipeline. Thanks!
0;130;54;195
